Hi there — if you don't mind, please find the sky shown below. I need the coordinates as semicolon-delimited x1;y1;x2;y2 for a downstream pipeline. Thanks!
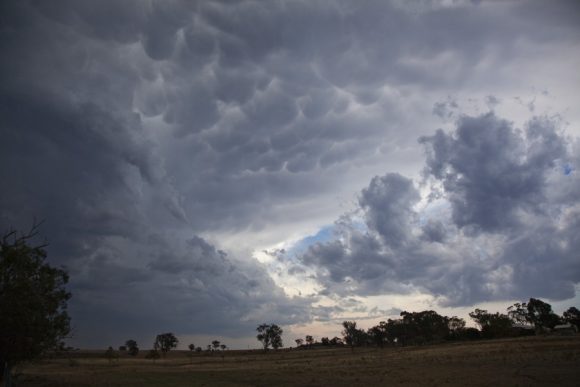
1;0;580;350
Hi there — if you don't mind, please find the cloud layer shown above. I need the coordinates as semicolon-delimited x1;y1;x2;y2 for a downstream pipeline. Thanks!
299;113;580;306
1;0;579;346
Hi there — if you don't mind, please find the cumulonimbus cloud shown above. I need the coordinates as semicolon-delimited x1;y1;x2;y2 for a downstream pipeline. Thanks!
300;112;580;306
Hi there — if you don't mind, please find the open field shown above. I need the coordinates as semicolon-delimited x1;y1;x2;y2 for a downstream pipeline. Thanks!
17;336;580;386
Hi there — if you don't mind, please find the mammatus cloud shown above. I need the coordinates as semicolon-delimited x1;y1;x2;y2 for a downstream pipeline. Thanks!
1;0;580;347
300;113;580;306
419;114;568;233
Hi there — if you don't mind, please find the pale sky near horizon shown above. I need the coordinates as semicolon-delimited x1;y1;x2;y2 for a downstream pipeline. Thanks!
1;0;579;350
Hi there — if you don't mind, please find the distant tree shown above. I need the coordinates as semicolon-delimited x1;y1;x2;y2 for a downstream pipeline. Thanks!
206;344;212;352
526;298;560;331
0;225;71;385
400;310;450;344
220;344;227;351
271;326;284;350
256;324;284;351
508;298;560;331
104;346;118;364
118;346;127;352
320;337;330;346
188;343;195;351
342;321;357;347
368;321;389;348
448;316;466;332
305;335;314;348
342;321;366;348
125;340;139;356
447;316;466;340
469;309;512;339
195;347;202;353
295;338;304;348
154;333;178;357
329;337;343;346
507;302;531;326
563;307;580;329
384;319;406;346
212;340;221;351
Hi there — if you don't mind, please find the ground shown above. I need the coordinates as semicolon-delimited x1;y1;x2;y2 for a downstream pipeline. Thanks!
16;336;580;386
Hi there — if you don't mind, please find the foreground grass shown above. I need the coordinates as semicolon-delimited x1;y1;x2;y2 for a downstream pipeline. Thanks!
18;336;580;386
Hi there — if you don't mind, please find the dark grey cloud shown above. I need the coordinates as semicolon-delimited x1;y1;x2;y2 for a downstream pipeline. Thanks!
1;0;579;347
0;0;315;347
419;113;566;233
360;173;420;248
421;219;447;243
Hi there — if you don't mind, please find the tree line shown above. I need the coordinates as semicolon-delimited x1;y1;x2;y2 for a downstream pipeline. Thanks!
104;333;231;363
292;299;579;350
103;298;580;363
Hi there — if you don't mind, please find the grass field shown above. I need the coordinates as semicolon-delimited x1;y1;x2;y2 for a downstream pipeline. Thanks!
16;336;580;386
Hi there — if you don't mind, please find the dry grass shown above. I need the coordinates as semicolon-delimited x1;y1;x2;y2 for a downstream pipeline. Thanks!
17;335;580;386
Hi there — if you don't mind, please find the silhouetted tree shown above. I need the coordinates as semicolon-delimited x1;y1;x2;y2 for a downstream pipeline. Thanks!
399;310;449;344
526;298;560;331
295;338;304;347
507;302;531;326
0;225;71;385
448;316;466;332
368;321;389;347
320;337;330;346
154;333;178;357
212;340;221;351
469;309;512;339
256;324;283;351
447;316;466;340
305;335;314;348
563;307;580;329
271;327;283;350
220;344;227;351
329;337;343;346
384;319;406;346
125;340;139;356
342;321;366;348
508;298;560;331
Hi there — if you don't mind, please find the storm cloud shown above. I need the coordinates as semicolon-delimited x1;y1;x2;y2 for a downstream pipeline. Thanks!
299;113;580;306
1;0;579;347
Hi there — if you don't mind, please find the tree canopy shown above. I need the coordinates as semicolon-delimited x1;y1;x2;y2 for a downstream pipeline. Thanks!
125;340;139;356
0;226;71;381
342;321;367;347
256;324;283;351
154;333;178;356
563;307;580;329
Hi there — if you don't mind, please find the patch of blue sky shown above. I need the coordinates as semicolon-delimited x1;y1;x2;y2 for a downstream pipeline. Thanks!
563;163;573;175
285;220;368;258
286;225;335;257
350;220;367;233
